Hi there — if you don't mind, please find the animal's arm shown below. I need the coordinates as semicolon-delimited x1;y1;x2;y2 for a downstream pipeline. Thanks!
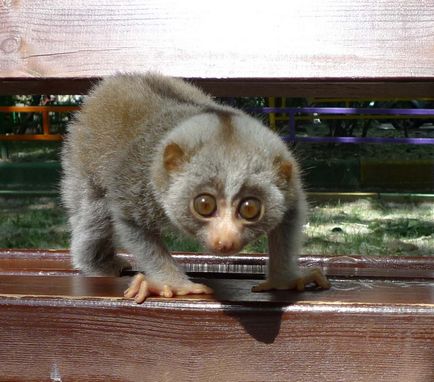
116;219;212;302
252;202;330;292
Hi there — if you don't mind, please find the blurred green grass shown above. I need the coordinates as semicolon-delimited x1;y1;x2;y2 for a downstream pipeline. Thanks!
0;196;432;256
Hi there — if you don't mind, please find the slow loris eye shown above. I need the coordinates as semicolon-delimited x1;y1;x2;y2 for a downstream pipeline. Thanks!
238;198;261;221
193;194;217;217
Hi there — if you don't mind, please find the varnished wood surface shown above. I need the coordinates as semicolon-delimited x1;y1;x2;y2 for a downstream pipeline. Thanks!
0;250;433;381
1;0;434;96
1;249;434;279
1;274;434;308
1;296;433;382
1;276;434;381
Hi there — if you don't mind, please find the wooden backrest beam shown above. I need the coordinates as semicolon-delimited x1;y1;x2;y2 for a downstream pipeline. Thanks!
1;78;434;98
1;1;433;97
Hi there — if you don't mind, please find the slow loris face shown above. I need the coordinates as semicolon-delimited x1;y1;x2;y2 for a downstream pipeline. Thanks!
167;176;287;255
153;112;295;255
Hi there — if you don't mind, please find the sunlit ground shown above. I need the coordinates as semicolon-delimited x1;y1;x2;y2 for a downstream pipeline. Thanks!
304;199;434;256
0;197;432;257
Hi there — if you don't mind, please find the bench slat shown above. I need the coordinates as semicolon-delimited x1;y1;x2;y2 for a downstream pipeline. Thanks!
0;250;433;381
1;275;433;381
1;249;434;279
1;78;434;97
1;1;434;96
1;274;434;306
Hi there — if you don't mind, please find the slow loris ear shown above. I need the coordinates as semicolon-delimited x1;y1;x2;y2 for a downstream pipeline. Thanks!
163;142;186;172
274;156;293;182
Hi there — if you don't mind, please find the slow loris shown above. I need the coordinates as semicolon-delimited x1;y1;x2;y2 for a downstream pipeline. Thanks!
61;73;330;303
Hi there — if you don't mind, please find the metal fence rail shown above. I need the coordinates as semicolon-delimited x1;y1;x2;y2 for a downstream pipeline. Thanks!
255;107;434;144
0;106;78;141
1;105;434;144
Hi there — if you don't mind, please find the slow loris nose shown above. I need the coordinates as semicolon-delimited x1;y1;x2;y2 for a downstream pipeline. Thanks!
214;238;237;254
207;207;242;254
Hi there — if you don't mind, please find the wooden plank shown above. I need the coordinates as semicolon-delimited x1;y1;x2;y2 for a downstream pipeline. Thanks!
0;275;433;381
192;78;434;98
1;274;434;305
1;1;434;96
0;251;433;380
1;77;434;97
1;249;434;279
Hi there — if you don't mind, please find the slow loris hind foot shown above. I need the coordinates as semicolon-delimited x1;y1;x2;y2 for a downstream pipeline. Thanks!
124;273;213;303
252;268;331;292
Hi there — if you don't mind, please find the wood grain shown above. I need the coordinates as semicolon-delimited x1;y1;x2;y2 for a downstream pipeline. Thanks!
0;277;433;381
1;249;434;279
0;250;433;381
1;0;434;96
1;274;434;306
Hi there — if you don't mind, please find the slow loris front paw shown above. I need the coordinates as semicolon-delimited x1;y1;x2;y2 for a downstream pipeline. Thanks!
124;273;213;303
252;268;331;292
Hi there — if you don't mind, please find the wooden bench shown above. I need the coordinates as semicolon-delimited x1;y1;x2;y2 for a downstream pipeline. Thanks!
1;1;433;381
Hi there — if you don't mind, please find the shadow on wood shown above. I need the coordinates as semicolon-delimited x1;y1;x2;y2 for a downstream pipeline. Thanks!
0;250;433;381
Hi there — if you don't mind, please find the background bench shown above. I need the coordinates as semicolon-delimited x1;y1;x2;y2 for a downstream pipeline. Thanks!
1;1;433;381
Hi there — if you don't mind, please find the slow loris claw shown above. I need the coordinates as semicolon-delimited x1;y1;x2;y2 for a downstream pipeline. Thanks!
252;268;331;293
124;273;213;303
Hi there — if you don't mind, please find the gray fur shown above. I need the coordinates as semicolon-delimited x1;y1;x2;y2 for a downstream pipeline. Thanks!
61;73;306;288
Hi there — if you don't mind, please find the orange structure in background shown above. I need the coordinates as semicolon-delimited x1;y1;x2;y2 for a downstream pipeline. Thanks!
0;106;79;141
